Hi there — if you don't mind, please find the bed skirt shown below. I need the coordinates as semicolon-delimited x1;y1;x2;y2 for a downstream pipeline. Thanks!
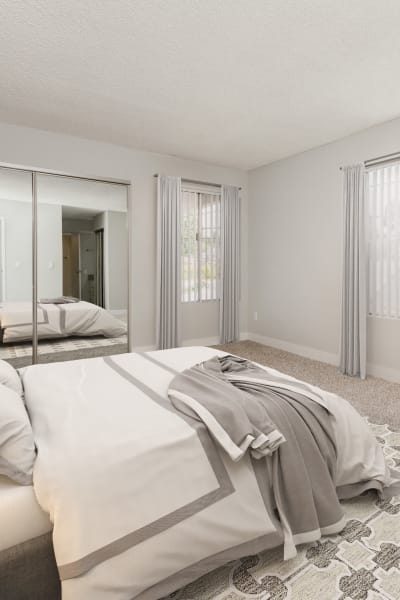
0;533;60;600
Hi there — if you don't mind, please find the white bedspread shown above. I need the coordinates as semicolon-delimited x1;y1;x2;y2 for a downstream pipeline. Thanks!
0;301;126;342
20;347;399;600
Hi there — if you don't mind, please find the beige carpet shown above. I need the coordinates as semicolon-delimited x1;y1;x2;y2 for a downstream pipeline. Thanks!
213;341;400;428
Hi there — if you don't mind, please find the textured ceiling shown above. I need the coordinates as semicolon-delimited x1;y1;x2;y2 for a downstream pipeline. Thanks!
1;0;400;169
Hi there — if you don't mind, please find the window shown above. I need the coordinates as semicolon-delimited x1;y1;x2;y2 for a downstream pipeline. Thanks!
181;187;221;302
368;162;400;318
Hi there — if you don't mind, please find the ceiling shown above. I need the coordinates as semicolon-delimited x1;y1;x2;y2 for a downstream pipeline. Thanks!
1;0;400;170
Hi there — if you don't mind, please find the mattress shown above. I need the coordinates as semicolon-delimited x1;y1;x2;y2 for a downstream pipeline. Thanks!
0;475;52;551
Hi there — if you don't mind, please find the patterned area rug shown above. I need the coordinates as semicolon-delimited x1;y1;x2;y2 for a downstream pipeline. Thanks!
165;421;400;600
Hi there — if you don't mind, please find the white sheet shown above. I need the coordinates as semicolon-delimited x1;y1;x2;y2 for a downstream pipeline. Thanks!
0;475;52;551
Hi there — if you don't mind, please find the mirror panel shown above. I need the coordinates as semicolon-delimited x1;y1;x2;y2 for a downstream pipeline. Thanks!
0;167;33;367
36;173;129;363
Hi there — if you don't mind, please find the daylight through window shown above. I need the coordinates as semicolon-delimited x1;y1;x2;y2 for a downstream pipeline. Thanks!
181;188;221;302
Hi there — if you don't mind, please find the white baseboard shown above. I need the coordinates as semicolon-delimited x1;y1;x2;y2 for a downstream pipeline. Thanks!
247;332;339;366
366;362;400;384
131;344;157;352
181;335;221;347
247;332;400;384
182;331;250;347
132;332;249;353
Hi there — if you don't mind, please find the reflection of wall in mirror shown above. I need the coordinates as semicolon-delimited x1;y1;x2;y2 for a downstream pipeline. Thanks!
107;211;128;313
0;198;62;301
38;203;63;298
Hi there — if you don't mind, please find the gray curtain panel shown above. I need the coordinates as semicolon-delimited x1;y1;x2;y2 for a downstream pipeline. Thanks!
156;175;182;349
220;185;241;344
340;164;367;379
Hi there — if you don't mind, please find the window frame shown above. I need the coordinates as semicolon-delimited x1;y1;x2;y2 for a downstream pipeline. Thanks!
181;185;221;304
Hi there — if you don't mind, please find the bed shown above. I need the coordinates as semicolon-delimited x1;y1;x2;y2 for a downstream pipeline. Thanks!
1;346;399;600
0;301;127;343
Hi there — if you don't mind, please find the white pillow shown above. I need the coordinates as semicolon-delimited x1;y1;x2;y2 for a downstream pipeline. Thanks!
0;360;23;397
0;383;35;484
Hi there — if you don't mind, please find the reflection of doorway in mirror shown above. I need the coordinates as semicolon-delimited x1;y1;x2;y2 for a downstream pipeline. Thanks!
95;229;105;308
62;229;105;305
80;232;97;304
62;233;80;298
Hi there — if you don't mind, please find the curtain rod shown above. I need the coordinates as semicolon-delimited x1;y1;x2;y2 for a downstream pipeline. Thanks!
340;151;400;171
153;174;242;191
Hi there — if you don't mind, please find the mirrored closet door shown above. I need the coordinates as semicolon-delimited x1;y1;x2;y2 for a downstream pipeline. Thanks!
36;174;129;364
0;167;33;367
0;164;130;367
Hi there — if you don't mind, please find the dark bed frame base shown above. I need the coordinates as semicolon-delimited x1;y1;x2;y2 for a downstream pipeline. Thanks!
0;533;60;600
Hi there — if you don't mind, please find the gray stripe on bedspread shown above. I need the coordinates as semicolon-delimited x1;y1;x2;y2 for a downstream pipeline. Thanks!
58;355;235;581
56;303;102;336
2;304;50;329
136;351;179;375
54;304;66;334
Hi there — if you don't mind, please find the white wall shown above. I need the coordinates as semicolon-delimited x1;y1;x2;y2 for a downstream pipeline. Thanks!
0;122;248;348
249;116;400;382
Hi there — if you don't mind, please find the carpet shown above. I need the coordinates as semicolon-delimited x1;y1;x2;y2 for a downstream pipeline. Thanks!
162;341;400;600
1;335;128;368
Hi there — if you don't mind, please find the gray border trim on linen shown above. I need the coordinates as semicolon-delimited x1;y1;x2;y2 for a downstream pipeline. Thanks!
132;531;283;600
58;355;235;580
1;304;51;343
2;304;50;329
56;304;103;337
137;351;179;375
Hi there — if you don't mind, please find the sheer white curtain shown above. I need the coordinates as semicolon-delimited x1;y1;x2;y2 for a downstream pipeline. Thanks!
156;175;182;349
340;164;367;378
368;163;400;319
220;185;240;344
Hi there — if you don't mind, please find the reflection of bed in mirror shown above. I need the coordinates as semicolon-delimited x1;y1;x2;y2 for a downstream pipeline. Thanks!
0;300;127;343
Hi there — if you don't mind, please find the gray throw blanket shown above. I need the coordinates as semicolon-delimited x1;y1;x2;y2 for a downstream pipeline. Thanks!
168;354;345;558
